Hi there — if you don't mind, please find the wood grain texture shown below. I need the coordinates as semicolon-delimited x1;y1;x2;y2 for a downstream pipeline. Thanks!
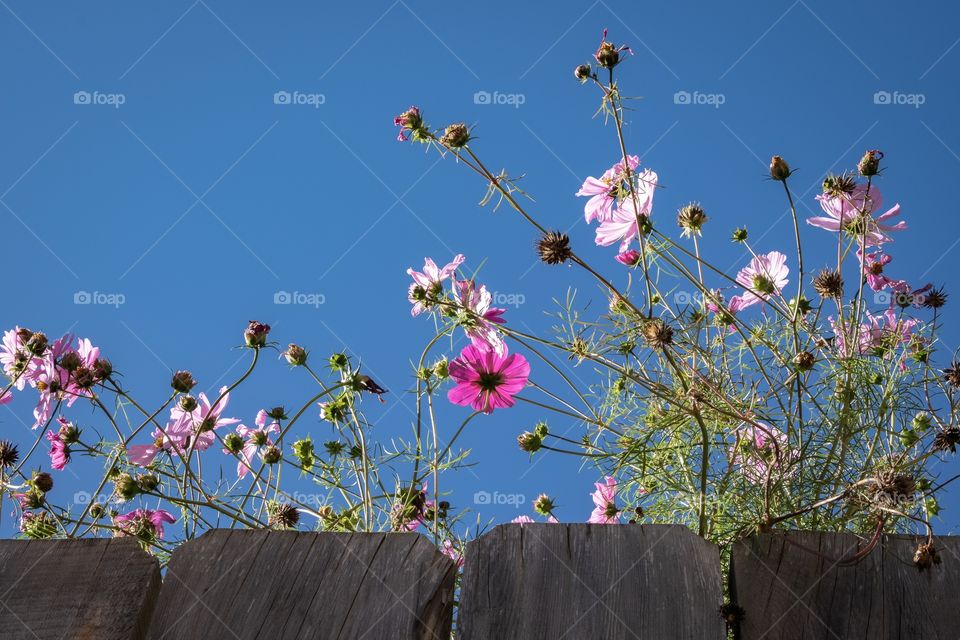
457;524;725;640
0;537;161;640
147;530;456;640
732;531;960;639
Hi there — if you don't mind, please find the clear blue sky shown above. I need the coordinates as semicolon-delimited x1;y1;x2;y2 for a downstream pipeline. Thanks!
3;0;960;535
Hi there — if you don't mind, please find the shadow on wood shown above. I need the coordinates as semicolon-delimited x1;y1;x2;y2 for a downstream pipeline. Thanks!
0;537;160;640
731;531;960;639
457;523;726;639
146;530;456;640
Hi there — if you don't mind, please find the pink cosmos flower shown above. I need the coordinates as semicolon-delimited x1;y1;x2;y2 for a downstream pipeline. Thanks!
46;424;70;471
447;344;530;414
0;390;11;405
452;280;507;356
576;155;640;223
588;476;620;524
394;106;423;142
830;309;917;358
407;254;465;316
126;413;193;466
441;540;464;567
808;184;906;246
859;250;895;291
731;422;794;483
594;169;658;252
1;328;37;390
735;251;789;308
114;508;176;540
511;515;535;524
169;387;240;452
234;409;280;478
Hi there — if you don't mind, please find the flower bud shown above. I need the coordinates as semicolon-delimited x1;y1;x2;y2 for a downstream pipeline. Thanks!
244;321;271;348
179;394;199;412
292;437;316;469
171;370;197;394
440;123;471;149
223;432;244;454
517;431;543;453
676;203;708;237
113;473;140;501
394;106;427;142
262;445;282;465
283;343;307;366
433;358;449;379
730;227;748;243
267;406;287;420
328;352;349;371
136;473;159;492
793;351;815;371
32;472;53;493
89;503;106;519
574;64;592;81
858;149;882;177
769;156;791;181
533;494;555;516
73;366;96;389
615;250;642;267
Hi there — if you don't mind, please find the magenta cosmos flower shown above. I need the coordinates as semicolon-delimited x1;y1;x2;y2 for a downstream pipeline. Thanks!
808;184;906;246
576;155;639;223
114;508;176;540
588;476;620;524
735;251;789;308
594;169;658;252
447;344;529;414
46;422;70;471
407;254;465;316
858;249;896;292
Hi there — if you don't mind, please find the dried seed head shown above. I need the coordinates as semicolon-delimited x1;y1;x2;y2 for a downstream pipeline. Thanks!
914;541;941;571
822;172;857;197
171;370;197;394
574;63;592;81
923;286;948;310
262;445;282;465
440;122;471;149
32;472;53;493
0;440;20;469
268;502;300;529
933;427;960;454
858;149;883;177
793;351;816;371
813;269;844;298
719;603;746;629
943;363;960;388
179;394;198;412
676;203;708;237
641;319;673;350
537;231;573;265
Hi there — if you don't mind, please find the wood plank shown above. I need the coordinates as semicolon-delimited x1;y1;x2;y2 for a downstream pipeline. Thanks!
731;531;960;639
457;523;725;639
0;537;160;640
147;530;456;640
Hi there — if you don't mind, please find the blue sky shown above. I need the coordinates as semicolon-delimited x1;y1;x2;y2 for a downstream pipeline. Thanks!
2;0;960;535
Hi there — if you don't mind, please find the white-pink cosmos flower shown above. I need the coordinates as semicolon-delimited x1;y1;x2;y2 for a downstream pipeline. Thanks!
407;254;465;316
807;184;906;246
234;409;281;478
576;155;640;223
169;387;240;452
588;476;620;524
452;279;507;355
594;169;658;252
735;251;789;308
731;422;794;483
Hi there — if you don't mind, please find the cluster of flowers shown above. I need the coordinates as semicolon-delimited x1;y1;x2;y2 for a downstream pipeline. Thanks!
406;255;529;414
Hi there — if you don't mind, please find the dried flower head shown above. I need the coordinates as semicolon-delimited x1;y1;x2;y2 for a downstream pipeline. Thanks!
914;541;941;571
171;370;197;394
440;123;471;149
922;286;948;310
283;343;307;366
676;203;708;237
574;63;592;82
0;440;19;469
769;156;791;181
813;269;844;298
641;319;674;350
858;149;883;177
32;472;53;493
594;29;630;69
268;502;300;529
537;231;573;265
793;351;815;371
943;363;960;388
822;172;857;197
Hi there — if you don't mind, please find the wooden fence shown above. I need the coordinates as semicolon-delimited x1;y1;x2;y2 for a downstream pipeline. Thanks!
0;525;955;639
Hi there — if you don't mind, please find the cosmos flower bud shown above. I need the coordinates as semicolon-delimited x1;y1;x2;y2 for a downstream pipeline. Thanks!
179;394;199;412
533;494;555;516
32;472;54;493
537;231;573;265
329;352;349;371
858;149;883;177
574;63;592;81
730;227;748;243
268;406;287;420
813;269;844;299
769;156;791;181
594;29;630;69
244;321;271;348
433;358;449;379
283;343;307;366
292;437;316;470
615;250;642;267
223;432;244;454
89;503;106;519
136;473;159;493
517;431;543;453
73;367;96;389
113;473;140;501
262;446;282;465
171;370;197;394
440;123;471;149
394;106;426;142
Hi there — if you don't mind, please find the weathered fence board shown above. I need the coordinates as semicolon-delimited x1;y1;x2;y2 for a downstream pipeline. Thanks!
732;531;960;639
146;530;456;640
0;537;160;640
457;523;726;639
